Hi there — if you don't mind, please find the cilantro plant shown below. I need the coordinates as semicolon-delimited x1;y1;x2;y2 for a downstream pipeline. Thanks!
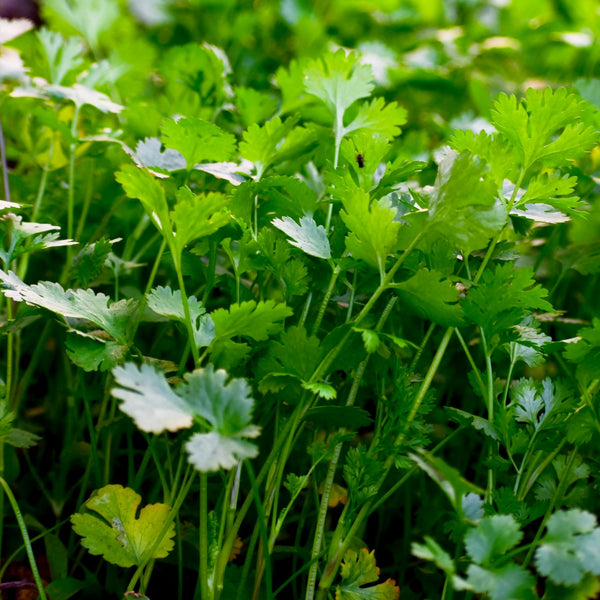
0;2;599;600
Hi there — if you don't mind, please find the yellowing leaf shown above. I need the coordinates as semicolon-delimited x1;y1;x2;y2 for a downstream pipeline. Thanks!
336;548;400;600
71;485;175;568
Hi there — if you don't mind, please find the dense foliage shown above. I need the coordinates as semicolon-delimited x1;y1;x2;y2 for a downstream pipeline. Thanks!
0;1;600;599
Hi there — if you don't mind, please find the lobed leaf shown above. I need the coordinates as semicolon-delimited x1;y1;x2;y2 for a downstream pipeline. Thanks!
71;484;175;568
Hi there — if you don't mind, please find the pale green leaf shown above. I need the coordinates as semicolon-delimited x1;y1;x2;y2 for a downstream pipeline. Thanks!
304;50;374;117
0;270;136;343
272;215;331;259
185;431;259;472
465;515;523;565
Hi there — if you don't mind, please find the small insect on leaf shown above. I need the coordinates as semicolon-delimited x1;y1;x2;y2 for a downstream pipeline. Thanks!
356;153;365;168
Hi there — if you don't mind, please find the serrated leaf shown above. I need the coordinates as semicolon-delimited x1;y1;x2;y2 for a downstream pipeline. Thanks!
564;319;600;387
44;0;119;51
302;381;337;399
161;117;236;169
239;115;299;177
340;189;400;279
304;50;374;117
465;515;523;565
170;187;229;256
71;238;114;288
111;363;193;433
491;88;599;170
449;129;517;184
116;165;170;233
335;548;399;600
462;264;553;348
412;536;456;575
211;300;292;342
185;431;259;472
507;317;551;368
0;270;137;343
343;97;406;140
510;378;569;432
70;484;175;568
467;563;537;600
258;326;323;382
445;407;500;441
147;286;215;348
112;363;260;470
535;509;600;586
66;336;128;372
272;215;331;259
394;269;465;327
427;150;506;255
352;328;380;354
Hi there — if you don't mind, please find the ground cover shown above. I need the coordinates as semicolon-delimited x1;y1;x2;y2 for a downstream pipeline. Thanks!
0;1;600;599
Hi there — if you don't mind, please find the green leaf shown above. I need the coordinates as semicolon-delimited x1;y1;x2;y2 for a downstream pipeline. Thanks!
506;317;551;368
510;378;570;432
170;187;229;256
491;88;599;170
518;172;583;216
304;50;374;118
543;573;600;600
340;188;400;279
342;97;406;140
352;328;380;354
0;270;137;343
116;165;170;234
70;484;175;568
465;515;523;566
37;28;84;85
239;115;299;177
535;509;600;586
409;450;484;512
467;563;537;600
211;300;293;342
258;325;323;382
0;400;40;448
393;269;465;327
147;285;215;348
112;363;260;471
302;381;337;399
335;548;400;600
272;215;331;259
427;151;506;255
71;238;114;288
449;129;517;184
235;86;278;127
66;336;128;372
564;319;600;387
344;446;385;505
412;536;456;575
462;264;553;349
161;117;236;169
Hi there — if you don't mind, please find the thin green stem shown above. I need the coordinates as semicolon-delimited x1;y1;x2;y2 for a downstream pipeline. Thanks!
0;477;48;600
